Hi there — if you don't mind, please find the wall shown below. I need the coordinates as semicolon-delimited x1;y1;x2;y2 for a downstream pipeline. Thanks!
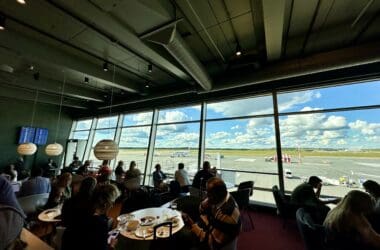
0;97;73;171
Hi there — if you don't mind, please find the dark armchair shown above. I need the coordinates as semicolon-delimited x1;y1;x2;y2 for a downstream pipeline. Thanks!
296;208;327;250
272;185;298;227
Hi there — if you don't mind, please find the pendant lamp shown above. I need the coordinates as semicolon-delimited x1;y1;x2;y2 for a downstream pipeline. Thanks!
45;72;65;156
17;90;39;155
94;64;119;160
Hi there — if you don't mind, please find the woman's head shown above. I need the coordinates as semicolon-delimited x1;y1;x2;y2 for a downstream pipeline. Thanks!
129;161;136;170
91;184;120;213
341;190;374;214
363;180;380;199
324;190;374;232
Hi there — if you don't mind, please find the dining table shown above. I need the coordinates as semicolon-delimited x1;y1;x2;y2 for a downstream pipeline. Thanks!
118;207;184;240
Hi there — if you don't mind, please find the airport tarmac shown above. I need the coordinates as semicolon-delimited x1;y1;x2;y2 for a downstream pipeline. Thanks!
114;149;380;204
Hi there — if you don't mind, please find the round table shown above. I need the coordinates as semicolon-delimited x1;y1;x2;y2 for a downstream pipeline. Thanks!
119;207;184;240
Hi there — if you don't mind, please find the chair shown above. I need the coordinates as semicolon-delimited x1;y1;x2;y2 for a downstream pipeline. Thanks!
296;208;327;250
17;193;49;216
176;195;202;221
152;221;173;250
230;188;254;231
238;181;254;196
189;186;206;199
272;185;298;228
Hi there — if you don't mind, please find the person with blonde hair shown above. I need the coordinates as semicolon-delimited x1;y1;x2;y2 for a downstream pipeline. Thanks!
62;183;120;250
324;190;380;249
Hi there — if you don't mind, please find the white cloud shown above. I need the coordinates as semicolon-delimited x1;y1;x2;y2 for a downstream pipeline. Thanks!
131;112;152;125
322;116;347;130
159;111;189;123
349;120;380;135
231;125;240;130
210;131;230;140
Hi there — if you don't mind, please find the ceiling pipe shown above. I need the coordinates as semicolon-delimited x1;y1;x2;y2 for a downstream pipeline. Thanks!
210;41;380;93
142;22;213;91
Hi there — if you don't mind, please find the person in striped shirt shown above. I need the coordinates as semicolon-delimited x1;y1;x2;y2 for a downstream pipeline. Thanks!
183;177;241;250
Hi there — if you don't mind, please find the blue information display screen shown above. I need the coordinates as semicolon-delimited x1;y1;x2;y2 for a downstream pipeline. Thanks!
34;128;48;145
18;127;36;144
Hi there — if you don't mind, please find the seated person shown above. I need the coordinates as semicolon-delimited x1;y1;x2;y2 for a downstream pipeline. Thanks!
44;184;65;209
97;164;112;186
175;163;190;192
76;160;92;176
153;164;167;191
42;158;58;178
363;180;380;213
1;164;17;182
18;167;51;197
62;177;97;228
62;184;120;250
291;176;338;221
182;177;241;250
324;190;380;249
114;160;125;184
56;173;72;201
0;176;26;250
192;161;214;189
124;161;141;190
66;156;82;173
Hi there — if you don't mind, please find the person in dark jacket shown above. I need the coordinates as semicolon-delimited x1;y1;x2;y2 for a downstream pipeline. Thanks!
192;161;214;189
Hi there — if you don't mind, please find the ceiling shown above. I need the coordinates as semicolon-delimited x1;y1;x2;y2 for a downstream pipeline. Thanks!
0;0;379;116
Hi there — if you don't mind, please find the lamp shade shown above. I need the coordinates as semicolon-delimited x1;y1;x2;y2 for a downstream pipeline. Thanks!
17;143;37;155
94;139;119;160
45;143;63;156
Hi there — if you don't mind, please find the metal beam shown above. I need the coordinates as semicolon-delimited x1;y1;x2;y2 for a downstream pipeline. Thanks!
0;71;104;102
50;0;190;82
0;29;141;93
262;0;286;61
0;84;88;109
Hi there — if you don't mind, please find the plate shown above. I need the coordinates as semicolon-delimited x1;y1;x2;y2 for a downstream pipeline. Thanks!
164;217;179;227
155;228;170;238
134;227;153;238
38;209;61;222
140;216;156;226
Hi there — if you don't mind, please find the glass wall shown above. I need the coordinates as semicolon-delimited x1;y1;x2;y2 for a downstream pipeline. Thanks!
69;80;380;206
278;81;380;198
148;105;201;185
117;112;153;177
205;95;276;203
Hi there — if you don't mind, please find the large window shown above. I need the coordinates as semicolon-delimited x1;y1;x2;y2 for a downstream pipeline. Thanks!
149;105;201;185
68;80;380;207
279;82;380;198
117;112;153;177
205;95;276;204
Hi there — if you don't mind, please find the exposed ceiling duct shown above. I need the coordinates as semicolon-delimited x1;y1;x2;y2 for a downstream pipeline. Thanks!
142;22;213;91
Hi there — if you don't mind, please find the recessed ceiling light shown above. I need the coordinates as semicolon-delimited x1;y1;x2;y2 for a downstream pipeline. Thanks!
29;65;34;70
145;84;150;88
0;16;5;31
148;64;153;73
235;43;242;56
103;62;108;72
17;0;26;4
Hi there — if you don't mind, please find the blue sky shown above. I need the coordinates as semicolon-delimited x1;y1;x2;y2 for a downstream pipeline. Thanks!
75;81;380;150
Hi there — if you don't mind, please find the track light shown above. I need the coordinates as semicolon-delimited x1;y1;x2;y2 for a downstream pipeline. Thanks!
0;16;6;31
235;43;242;56
17;0;26;4
103;62;108;72
84;77;89;83
148;64;153;73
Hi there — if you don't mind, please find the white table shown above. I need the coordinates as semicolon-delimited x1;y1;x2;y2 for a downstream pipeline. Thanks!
119;207;184;240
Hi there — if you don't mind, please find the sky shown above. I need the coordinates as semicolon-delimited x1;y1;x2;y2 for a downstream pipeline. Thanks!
74;81;380;150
